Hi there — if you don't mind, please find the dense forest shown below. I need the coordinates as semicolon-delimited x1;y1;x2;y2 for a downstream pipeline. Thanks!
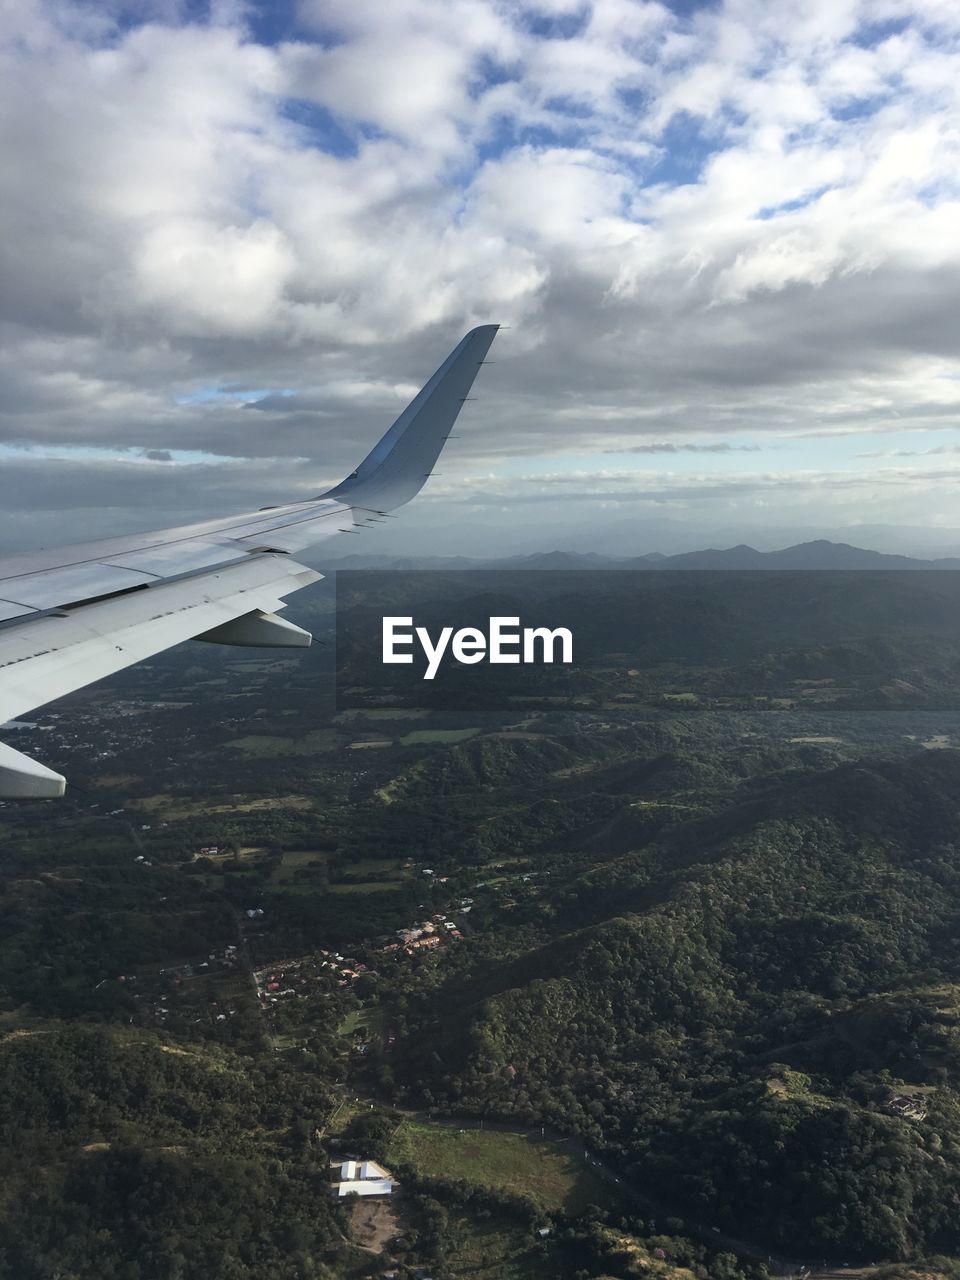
388;748;960;1260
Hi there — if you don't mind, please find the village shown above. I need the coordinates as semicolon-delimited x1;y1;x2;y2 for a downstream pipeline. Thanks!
116;833;484;1047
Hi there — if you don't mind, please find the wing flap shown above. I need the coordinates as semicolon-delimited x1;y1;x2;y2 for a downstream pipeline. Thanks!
101;537;256;577
0;553;321;725
0;600;36;622
0;561;159;610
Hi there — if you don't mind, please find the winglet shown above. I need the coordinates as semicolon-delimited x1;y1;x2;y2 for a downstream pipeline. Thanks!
323;324;499;512
0;741;66;798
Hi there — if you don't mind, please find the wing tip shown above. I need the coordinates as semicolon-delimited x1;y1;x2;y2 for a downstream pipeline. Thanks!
322;324;500;511
0;740;67;799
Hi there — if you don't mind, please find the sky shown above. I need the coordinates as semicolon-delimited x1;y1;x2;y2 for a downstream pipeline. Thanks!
3;0;960;558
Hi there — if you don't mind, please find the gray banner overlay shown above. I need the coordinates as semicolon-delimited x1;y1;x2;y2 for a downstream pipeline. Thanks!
334;569;960;715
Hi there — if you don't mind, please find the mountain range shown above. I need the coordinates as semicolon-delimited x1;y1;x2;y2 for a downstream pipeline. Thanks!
322;538;960;573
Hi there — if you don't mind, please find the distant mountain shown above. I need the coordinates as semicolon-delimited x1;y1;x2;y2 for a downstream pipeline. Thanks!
323;539;960;572
313;552;482;571
648;538;960;570
482;550;624;570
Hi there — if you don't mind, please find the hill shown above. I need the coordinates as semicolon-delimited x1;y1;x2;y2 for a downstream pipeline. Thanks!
390;750;960;1261
0;1025;344;1279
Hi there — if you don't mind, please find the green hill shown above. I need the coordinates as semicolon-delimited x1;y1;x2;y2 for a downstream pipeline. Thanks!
392;751;960;1260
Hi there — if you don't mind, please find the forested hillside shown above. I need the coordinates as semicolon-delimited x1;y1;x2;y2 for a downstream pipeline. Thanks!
389;750;960;1260
0;1027;342;1278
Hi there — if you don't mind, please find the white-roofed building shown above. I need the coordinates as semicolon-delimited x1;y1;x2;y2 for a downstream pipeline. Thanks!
337;1178;393;1198
333;1155;395;1198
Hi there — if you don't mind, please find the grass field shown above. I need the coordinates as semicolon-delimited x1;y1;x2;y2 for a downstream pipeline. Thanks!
335;708;430;721
327;880;401;894
270;849;331;883
399;728;481;745
387;1121;614;1214
225;730;335;756
134;794;314;819
342;858;405;876
338;1008;385;1038
133;788;313;819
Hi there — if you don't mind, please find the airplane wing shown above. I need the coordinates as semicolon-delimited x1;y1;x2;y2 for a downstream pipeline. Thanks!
0;324;499;797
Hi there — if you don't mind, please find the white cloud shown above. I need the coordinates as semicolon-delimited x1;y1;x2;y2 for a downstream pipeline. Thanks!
130;217;297;335
1;0;960;550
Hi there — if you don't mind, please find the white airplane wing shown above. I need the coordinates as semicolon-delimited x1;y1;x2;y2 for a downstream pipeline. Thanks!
0;324;499;797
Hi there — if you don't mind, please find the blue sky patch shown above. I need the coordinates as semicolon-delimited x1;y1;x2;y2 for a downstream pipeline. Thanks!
174;386;293;407
756;185;833;220
280;98;364;158
519;6;590;41
643;110;723;186
851;16;910;50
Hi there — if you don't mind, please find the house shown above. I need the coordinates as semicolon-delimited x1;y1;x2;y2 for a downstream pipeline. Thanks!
886;1093;928;1121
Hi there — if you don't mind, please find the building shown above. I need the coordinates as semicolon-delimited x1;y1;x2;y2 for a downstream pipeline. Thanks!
335;1157;395;1198
338;1179;393;1198
886;1093;928;1121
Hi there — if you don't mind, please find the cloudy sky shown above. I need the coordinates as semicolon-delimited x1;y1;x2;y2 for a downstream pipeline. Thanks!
3;0;960;557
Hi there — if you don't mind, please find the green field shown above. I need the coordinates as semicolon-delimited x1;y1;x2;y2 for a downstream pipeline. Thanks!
387;1121;614;1214
327;880;401;894
399;727;481;745
134;793;314;819
342;857;405;876
338;1008;385;1038
225;730;336;756
335;708;430;721
270;849;331;883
